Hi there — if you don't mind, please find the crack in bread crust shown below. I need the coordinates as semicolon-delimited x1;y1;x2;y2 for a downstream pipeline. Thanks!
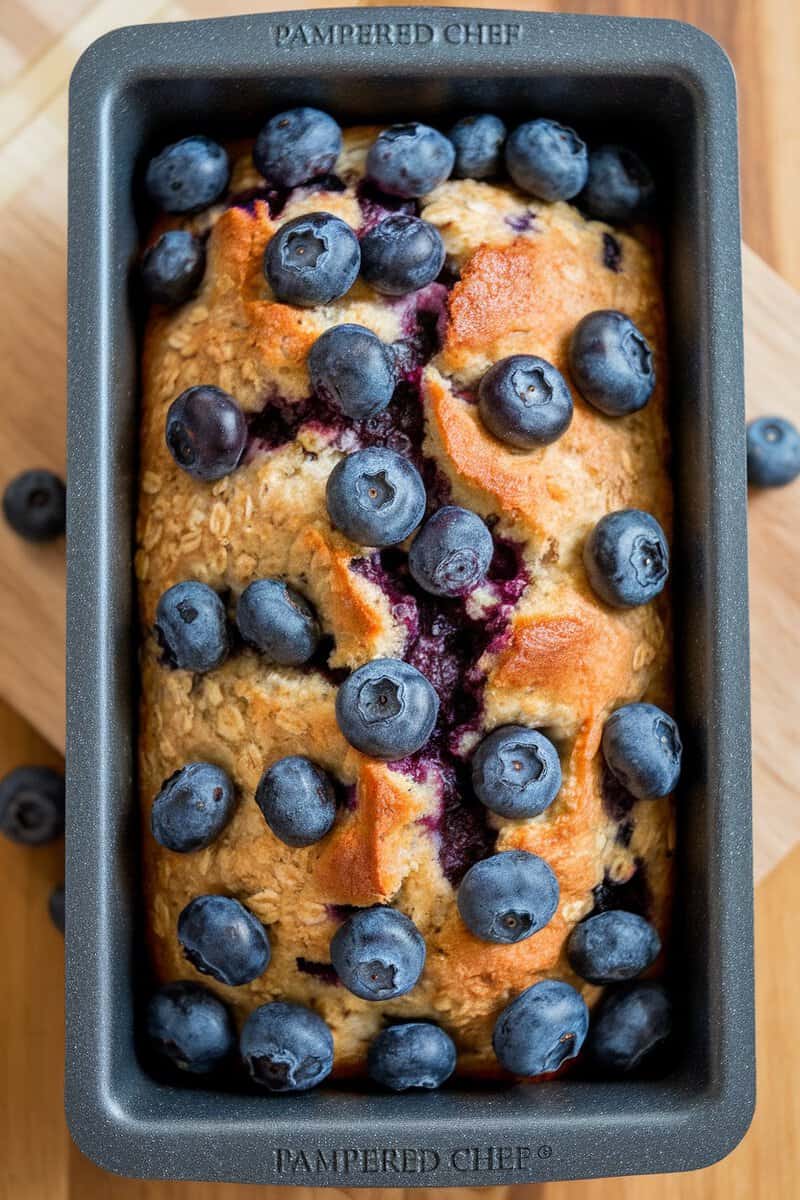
138;128;674;1077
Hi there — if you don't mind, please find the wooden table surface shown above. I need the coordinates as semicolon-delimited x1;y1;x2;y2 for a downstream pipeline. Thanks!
1;0;799;1197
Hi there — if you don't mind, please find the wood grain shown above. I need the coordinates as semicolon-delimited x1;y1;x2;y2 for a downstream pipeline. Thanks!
0;0;799;1197
743;245;800;879
0;700;66;1200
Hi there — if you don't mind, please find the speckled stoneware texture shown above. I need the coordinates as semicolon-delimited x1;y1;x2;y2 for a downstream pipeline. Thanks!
66;8;753;1187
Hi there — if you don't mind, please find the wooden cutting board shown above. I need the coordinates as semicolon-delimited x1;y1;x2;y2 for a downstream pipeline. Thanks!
1;1;799;894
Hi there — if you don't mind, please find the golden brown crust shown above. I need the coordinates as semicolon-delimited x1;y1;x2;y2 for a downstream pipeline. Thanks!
315;763;431;906
137;130;675;1077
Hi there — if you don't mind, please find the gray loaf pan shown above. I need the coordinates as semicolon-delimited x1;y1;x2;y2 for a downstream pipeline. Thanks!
65;7;754;1187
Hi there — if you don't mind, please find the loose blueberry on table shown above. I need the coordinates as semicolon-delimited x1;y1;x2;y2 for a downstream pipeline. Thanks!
330;905;426;1001
178;894;271;986
457;850;560;944
2;469;66;542
746;415;800;487
367;1022;457;1091
493;979;590;1076
155;580;229;673
471;725;562;819
147;980;235;1074
236;578;320;666
150;762;237;853
335;657;439;759
255;755;337;848
588;982;672;1073
584;509;670;608
165;385;247;481
240;1001;334;1092
0;765;65;846
568;910;661;984
478;354;574;448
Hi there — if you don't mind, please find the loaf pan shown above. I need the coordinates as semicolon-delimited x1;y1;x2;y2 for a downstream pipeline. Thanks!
65;7;754;1186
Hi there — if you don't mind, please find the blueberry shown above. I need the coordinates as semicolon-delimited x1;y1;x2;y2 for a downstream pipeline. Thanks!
330;905;426;1000
236;579;319;665
366;123;454;198
254;107;342;188
457;850;559;944
581;145;655;224
141;230;206;307
165;385;247;481
309;324;396;420
471;725;562;819
255;756;336;848
360;214;445;297
367;1023;456;1090
147;980;235;1074
145;136;230;214
2;469;66;542
589;982;671;1073
326;446;426;547
449;114;506;180
151;762;236;853
568;910;661;984
264;212;360;307
48;883;65;934
569;310;655;416
584;509;669;608
155;581;229;673
505;119;588;202
240;1001;334;1091
493;978;589;1076
408;506;494;597
746;416;800;487
335;658;439;759
178;894;270;986
602;702;682;800
478;355;573;448
0;766;64;845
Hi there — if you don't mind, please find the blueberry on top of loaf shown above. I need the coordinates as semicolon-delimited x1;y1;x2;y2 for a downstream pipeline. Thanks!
137;112;677;1090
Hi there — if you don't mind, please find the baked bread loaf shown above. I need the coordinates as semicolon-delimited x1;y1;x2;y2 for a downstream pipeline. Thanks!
137;121;675;1083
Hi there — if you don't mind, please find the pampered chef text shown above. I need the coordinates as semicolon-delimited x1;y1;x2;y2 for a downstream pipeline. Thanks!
273;1144;553;1175
272;20;522;48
